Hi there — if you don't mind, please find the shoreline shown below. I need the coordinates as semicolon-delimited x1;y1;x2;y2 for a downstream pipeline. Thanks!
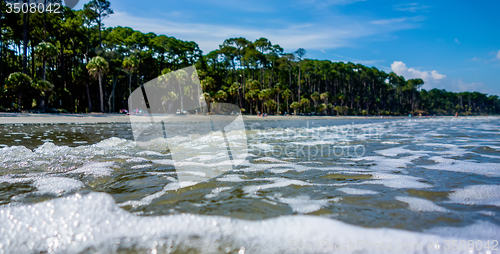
0;112;485;125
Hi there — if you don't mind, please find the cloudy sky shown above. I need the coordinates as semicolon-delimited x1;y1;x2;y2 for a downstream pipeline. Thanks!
74;0;500;95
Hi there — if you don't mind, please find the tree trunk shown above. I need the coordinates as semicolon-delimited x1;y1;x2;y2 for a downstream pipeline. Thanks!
128;72;132;97
40;59;47;110
98;74;104;112
22;7;29;74
298;63;301;100
86;84;92;112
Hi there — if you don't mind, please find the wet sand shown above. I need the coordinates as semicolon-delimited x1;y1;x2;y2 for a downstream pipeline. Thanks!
0;112;417;124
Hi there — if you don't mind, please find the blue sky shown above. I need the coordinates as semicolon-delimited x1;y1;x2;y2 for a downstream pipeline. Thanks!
74;0;500;95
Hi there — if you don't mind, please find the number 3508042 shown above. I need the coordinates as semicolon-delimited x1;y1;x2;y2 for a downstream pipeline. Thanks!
6;2;61;14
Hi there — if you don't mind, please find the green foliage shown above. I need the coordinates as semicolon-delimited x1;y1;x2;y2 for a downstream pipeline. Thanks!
87;56;109;77
5;72;32;91
34;42;58;61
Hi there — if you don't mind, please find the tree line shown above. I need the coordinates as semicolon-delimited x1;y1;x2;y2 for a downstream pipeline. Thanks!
1;0;498;115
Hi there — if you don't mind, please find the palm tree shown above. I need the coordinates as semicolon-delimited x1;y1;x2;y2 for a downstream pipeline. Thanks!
201;76;216;92
258;88;273;114
87;56;109;112
175;70;189;111
334;106;342;116
32;80;54;110
294;48;306;99
274;83;286;114
300;98;310;113
317;103;327;114
282;89;292;114
202;92;212;114
245;90;258;115
33;42;58;110
122;56;139;97
320;92;330;115
214;90;227;113
5;72;32;110
290;102;300;116
265;99;277;114
311;91;320;108
34;42;58;82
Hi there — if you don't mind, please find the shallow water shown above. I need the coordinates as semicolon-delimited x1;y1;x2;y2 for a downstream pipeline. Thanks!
0;117;499;253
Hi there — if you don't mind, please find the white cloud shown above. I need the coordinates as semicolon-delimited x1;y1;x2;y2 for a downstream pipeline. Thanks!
370;16;424;25
302;0;366;7
454;38;460;44
105;11;422;53
453;80;488;93
497;50;500;60
430;79;493;94
391;61;446;83
395;3;431;12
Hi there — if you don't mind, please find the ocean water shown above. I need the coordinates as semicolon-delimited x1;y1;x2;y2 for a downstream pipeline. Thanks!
0;117;499;253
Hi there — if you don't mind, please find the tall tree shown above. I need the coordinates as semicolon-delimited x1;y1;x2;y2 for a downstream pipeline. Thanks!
84;0;114;49
34;42;58;81
294;48;306;99
122;56;139;97
5;72;32;110
87;56;109;112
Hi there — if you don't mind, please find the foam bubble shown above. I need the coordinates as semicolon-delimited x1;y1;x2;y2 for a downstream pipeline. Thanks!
33;177;84;195
448;185;500;207
369;173;433;189
0;192;497;253
70;162;115;177
395;196;449;212
338;187;378;195
243;178;312;194
425;157;500;177
205;187;232;199
276;195;332;213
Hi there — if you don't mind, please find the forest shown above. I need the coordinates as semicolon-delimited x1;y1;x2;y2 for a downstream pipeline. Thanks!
1;0;499;116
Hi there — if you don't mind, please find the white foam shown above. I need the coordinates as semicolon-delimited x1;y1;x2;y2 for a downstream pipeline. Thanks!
375;146;430;157
120;182;181;207
419;143;469;157
0;192;497;253
70;162;115;177
34;142;71;156
338;187;378;195
243;178;312;195
33;177;84;195
131;164;152;169
425;157;500;177
126;157;149;163
136;151;167;157
350;155;422;172
92;137;129;148
151;159;175;165
448;185;500;207
277;195;332;213
395;196;449;212
253;157;288;163
251;143;274;151
216;174;246;182
369;173;433;189
0;146;34;162
205;187;232;199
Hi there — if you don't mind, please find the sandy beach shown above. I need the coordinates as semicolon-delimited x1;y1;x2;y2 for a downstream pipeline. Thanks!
0;112;411;124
